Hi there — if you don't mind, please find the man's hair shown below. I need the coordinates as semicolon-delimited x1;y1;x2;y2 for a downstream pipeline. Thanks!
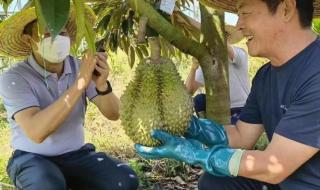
261;0;314;28
23;20;37;36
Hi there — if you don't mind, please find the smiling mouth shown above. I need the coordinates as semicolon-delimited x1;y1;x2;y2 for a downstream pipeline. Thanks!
246;36;254;43
246;36;253;42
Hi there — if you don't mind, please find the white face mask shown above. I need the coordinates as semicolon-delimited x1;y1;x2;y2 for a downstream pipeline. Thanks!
36;35;70;63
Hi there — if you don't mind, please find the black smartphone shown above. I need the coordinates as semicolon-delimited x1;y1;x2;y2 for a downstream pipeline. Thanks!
93;46;106;76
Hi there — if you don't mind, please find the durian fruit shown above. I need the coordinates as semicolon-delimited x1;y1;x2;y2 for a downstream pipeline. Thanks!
120;37;193;146
159;58;193;136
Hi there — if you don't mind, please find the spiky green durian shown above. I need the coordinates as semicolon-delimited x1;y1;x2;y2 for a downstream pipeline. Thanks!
120;58;193;146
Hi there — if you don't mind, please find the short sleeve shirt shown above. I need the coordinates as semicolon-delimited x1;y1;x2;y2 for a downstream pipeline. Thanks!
0;55;98;156
240;38;320;190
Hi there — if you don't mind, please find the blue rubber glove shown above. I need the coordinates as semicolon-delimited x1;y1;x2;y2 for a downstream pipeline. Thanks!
185;115;228;147
135;130;244;177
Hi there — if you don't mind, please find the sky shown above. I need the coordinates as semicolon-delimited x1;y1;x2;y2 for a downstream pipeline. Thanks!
1;0;239;25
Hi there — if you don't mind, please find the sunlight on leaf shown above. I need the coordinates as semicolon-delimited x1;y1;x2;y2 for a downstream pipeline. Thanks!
74;0;96;53
312;18;320;35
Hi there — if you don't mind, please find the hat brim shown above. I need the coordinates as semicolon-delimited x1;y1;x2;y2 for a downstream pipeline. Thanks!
202;0;320;18
0;6;95;59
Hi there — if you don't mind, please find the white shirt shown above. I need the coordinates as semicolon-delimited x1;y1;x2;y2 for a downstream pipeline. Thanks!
195;46;250;108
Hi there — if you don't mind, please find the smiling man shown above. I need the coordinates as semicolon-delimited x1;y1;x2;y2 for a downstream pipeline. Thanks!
135;0;320;190
0;7;138;190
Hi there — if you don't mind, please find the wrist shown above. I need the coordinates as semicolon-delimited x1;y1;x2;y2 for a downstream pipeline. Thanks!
96;83;108;92
206;146;236;176
229;149;245;177
96;80;112;95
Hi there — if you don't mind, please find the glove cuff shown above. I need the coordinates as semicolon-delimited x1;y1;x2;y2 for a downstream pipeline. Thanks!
229;149;245;176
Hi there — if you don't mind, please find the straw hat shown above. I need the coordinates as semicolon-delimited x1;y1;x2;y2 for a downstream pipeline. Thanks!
0;6;96;59
202;0;320;18
225;25;243;44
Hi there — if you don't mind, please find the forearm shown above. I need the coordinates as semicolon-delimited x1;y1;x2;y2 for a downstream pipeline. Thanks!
224;122;264;150
94;92;120;120
224;124;243;148
185;68;198;94
27;82;84;143
238;150;285;184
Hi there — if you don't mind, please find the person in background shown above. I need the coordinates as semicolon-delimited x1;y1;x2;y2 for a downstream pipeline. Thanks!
185;24;250;124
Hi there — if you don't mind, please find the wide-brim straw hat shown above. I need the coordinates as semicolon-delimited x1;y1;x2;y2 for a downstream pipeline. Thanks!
202;0;320;18
225;25;243;44
0;6;96;59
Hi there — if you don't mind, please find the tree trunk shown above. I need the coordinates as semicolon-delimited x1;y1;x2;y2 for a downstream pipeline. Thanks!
128;0;230;123
200;5;230;123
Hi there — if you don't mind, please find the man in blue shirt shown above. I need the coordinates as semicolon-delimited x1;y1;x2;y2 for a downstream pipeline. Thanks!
0;7;138;190
136;0;320;189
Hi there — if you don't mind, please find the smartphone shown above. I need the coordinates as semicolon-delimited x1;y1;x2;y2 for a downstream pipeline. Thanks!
93;46;106;76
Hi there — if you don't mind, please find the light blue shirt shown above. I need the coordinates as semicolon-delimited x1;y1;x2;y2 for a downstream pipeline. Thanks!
0;55;98;156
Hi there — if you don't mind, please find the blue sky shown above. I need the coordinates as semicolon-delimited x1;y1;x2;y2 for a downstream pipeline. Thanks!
1;0;239;25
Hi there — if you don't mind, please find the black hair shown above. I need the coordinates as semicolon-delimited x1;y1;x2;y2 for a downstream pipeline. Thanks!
261;0;314;28
23;19;37;36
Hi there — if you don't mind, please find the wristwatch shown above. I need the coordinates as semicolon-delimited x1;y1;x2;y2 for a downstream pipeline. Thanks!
96;80;112;95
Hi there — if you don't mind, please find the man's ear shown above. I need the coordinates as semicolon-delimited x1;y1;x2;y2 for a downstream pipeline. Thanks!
282;0;296;22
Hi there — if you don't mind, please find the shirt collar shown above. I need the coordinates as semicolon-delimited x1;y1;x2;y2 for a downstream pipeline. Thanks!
27;54;72;78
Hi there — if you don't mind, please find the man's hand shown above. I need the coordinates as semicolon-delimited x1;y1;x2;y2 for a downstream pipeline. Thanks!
135;130;242;177
185;116;229;147
77;52;96;90
92;52;110;91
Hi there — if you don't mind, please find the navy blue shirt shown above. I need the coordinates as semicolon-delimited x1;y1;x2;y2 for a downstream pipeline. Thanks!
240;38;320;190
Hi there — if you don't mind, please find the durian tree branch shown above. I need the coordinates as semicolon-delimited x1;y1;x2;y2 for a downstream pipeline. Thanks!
127;0;209;59
137;16;148;43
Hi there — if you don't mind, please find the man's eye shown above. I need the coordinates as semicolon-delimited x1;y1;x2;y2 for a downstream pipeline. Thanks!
242;12;252;15
59;31;67;36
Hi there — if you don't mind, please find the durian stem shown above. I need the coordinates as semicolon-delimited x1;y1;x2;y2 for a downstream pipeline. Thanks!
149;37;161;61
137;16;148;44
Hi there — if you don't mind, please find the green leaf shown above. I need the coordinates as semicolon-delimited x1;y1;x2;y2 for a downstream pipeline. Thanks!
135;47;144;60
34;0;46;34
96;7;113;24
121;19;129;36
35;0;70;39
73;0;96;53
1;0;13;14
139;45;149;57
22;0;35;9
128;46;135;68
312;18;320;35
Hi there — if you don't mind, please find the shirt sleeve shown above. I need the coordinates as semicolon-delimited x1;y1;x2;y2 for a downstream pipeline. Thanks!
86;81;98;101
231;47;248;66
239;74;263;124
195;67;205;85
275;75;320;149
0;73;40;119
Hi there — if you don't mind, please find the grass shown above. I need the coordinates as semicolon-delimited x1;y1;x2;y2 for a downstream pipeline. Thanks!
0;49;268;188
